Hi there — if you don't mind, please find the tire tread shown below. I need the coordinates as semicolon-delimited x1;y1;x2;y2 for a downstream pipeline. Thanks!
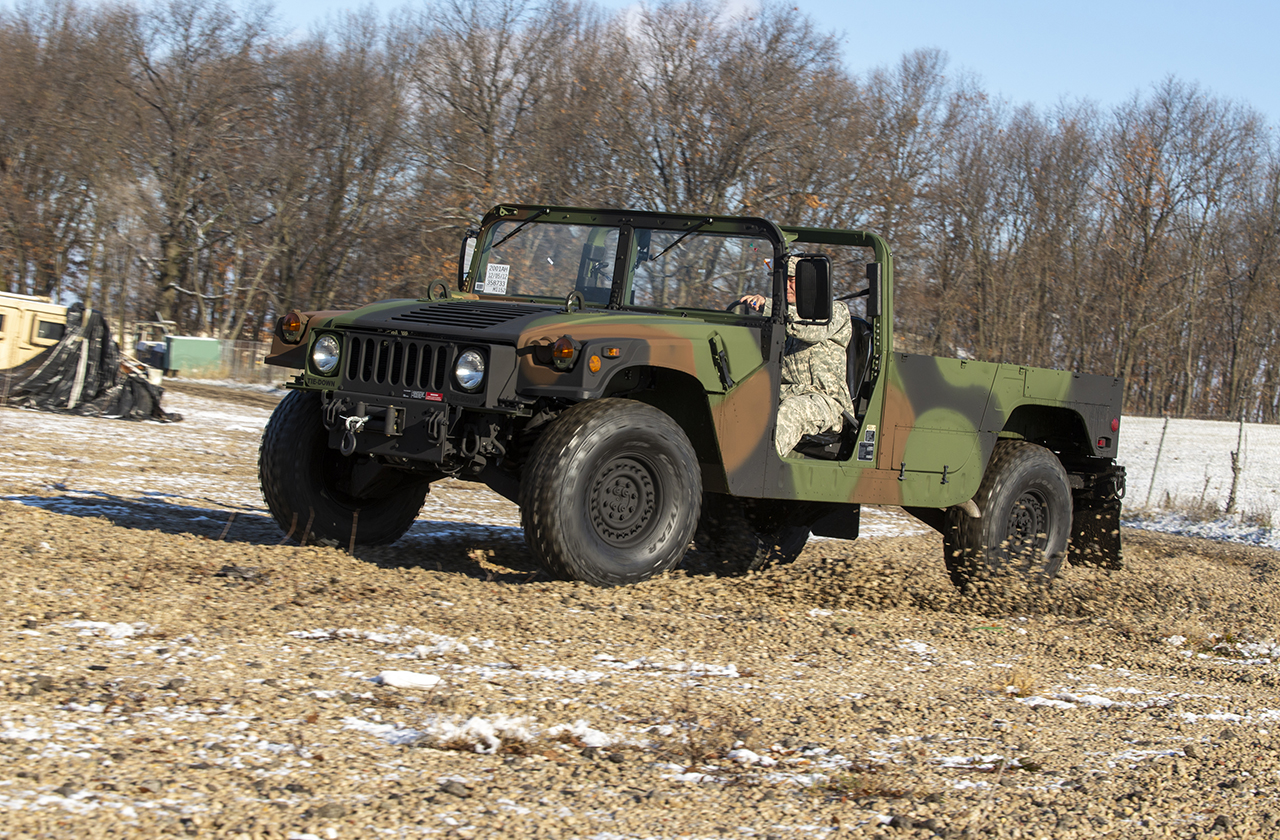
520;399;700;586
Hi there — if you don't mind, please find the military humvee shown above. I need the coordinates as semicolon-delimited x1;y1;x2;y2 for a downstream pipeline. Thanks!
0;291;67;371
261;204;1125;589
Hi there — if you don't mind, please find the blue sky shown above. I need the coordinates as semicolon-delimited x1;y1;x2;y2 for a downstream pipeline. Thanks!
272;0;1279;127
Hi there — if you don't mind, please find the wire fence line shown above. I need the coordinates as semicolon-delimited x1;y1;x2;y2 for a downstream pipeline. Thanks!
1119;415;1280;527
221;340;294;386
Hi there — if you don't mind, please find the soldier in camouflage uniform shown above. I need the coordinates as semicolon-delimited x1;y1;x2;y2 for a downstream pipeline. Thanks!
739;260;854;456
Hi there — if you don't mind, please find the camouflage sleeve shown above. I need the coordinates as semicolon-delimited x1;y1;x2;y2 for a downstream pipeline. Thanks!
785;300;851;346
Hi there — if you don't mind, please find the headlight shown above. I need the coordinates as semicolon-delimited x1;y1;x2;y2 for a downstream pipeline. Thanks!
454;348;486;391
311;334;341;375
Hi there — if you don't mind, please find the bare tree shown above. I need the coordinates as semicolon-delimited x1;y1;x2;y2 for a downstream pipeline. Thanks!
253;11;413;315
101;0;273;329
0;1;101;298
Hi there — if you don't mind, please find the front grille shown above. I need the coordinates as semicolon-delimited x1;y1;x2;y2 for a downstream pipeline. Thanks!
391;301;546;329
344;334;449;391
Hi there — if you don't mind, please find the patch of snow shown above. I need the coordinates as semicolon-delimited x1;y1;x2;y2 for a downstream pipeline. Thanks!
545;720;615;748
1121;415;1280;539
373;670;443;690
64;620;149;639
726;748;777;767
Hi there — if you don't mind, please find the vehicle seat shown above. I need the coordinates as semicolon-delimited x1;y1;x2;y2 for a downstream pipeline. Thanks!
791;311;873;460
576;241;614;305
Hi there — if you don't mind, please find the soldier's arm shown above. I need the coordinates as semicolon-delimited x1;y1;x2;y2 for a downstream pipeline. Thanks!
786;300;850;345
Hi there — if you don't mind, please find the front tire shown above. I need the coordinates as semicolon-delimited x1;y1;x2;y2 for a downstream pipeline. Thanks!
944;440;1071;591
520;399;701;586
259;390;429;546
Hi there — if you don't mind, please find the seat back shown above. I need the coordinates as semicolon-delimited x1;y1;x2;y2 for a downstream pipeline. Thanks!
847;312;873;414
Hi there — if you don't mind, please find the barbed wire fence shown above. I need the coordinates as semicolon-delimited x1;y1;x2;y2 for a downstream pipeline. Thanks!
1121;415;1280;529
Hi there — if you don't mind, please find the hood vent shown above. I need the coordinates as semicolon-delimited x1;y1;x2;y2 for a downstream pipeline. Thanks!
390;301;549;329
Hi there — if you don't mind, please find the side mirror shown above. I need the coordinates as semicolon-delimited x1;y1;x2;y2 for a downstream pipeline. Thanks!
865;262;881;319
793;256;833;322
457;228;479;288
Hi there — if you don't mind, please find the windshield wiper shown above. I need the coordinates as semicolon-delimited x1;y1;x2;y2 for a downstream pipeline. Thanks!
646;218;714;261
490;208;551;250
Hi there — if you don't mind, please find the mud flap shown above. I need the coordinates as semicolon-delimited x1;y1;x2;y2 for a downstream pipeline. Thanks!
810;503;860;540
1067;465;1125;570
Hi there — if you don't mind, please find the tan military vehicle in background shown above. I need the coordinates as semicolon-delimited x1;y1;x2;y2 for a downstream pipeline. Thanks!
0;292;67;371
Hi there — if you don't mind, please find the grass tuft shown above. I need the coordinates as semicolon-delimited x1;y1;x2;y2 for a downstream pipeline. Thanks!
991;667;1040;698
814;765;912;800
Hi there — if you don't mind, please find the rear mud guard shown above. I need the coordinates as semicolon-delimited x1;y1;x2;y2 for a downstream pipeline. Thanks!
1067;465;1125;570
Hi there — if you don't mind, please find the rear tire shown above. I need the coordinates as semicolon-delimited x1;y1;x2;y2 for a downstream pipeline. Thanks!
520;399;701;586
944;440;1071;591
259;390;429;546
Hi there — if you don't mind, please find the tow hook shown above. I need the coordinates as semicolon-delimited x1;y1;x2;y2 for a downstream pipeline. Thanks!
340;415;369;456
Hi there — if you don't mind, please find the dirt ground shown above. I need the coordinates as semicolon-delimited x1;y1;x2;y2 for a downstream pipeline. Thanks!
2;381;1280;839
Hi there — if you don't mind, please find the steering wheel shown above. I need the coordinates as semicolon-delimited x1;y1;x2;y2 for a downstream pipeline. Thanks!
724;299;753;313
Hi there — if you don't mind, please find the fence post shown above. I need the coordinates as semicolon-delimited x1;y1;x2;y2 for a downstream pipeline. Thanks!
1225;413;1245;515
1145;415;1170;509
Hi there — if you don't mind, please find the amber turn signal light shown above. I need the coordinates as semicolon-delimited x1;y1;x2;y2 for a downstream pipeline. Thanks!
281;311;304;343
552;336;576;370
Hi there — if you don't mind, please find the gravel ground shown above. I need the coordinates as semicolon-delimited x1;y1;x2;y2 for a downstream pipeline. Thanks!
2;382;1280;839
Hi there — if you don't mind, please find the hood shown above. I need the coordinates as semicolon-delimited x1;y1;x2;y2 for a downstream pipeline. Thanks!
342;299;578;343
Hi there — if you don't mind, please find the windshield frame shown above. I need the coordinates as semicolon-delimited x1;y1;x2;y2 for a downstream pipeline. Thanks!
463;205;791;318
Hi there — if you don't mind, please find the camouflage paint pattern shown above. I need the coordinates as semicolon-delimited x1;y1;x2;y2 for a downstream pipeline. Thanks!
266;204;1124;524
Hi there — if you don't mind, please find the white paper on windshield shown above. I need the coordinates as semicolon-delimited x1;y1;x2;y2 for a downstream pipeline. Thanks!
483;263;510;295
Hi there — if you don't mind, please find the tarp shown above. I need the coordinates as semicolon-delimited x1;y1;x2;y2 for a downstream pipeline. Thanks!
0;303;181;422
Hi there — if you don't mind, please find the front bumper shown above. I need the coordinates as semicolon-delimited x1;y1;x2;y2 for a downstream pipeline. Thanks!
322;389;478;463
311;331;524;470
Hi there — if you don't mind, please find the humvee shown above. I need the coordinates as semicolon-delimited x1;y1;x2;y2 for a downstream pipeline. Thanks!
0;291;67;371
261;204;1125;589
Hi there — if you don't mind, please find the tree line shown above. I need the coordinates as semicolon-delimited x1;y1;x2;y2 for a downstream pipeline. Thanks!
3;0;1279;421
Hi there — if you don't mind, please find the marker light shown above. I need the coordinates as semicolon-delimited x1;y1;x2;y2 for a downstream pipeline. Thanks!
281;311;304;343
552;336;577;370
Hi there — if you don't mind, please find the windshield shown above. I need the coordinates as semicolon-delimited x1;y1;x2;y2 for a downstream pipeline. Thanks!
470;218;775;312
632;229;773;309
473;222;619;303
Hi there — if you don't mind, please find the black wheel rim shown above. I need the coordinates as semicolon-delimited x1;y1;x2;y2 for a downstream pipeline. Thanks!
1006;489;1049;555
589;456;659;547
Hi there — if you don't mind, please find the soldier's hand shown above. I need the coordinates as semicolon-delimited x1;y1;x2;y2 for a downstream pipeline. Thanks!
740;294;767;311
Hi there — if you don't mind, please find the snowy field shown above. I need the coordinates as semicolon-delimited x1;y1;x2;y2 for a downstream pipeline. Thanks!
5;388;1280;838
1119;415;1280;549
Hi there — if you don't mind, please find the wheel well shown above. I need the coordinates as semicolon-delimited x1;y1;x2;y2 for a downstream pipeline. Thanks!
1001;404;1093;459
603;365;720;466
